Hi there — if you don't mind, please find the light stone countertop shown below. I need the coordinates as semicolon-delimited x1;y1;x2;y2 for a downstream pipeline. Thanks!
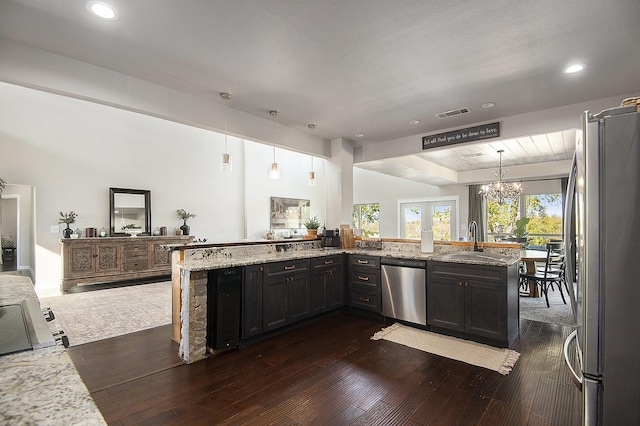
0;275;106;425
179;247;520;272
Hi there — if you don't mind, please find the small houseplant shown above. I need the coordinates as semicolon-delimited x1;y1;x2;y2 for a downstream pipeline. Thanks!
304;215;321;237
177;209;196;236
59;211;78;238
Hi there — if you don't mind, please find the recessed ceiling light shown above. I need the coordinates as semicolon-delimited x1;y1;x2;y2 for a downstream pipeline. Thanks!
481;102;496;108
354;133;365;138
87;1;119;20
408;120;421;125
564;64;584;74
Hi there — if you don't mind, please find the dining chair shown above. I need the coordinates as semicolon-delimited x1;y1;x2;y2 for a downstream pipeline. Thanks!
520;242;566;307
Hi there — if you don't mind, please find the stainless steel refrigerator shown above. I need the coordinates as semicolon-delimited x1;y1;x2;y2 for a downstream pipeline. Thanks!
563;105;640;425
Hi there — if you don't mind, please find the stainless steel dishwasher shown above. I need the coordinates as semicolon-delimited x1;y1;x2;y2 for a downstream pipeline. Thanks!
381;257;427;326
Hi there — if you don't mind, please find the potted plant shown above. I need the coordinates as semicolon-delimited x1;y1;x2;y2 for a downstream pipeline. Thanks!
177;209;196;236
304;215;321;237
511;217;530;244
59;211;78;238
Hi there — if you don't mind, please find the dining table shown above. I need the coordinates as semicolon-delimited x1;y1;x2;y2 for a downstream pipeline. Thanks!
520;249;548;297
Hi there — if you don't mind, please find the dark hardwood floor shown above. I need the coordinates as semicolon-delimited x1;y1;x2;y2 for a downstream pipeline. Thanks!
67;313;581;425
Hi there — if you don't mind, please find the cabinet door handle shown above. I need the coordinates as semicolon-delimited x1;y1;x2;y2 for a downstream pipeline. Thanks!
458;282;463;287
284;265;295;270
92;254;98;258
357;259;369;264
359;297;370;302
358;275;369;281
324;260;334;265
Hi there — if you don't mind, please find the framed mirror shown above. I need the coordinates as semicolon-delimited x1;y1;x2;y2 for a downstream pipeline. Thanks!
109;188;151;236
270;197;310;229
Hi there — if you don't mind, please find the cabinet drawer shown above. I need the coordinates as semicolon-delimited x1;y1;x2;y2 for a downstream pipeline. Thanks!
123;257;148;271
124;244;148;255
265;259;310;276
310;255;343;269
349;255;379;268
350;270;379;288
349;287;380;312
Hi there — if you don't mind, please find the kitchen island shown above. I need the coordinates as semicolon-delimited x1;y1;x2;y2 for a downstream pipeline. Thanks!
0;275;106;425
172;239;521;364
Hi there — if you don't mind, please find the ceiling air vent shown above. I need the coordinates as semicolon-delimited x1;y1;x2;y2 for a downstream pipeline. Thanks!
435;107;470;119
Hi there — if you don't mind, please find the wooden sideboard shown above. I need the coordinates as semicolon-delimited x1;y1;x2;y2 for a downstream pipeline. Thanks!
60;236;193;292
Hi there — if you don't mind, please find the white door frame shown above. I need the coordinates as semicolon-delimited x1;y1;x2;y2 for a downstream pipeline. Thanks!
397;195;460;240
0;193;20;267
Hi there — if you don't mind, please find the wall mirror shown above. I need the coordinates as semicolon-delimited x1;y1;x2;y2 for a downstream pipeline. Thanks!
109;188;151;236
270;197;310;229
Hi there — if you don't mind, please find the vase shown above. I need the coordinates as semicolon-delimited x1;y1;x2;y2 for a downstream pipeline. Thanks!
63;225;73;238
180;220;190;236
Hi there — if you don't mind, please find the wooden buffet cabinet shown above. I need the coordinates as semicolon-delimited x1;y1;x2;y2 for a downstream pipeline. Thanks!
60;236;193;292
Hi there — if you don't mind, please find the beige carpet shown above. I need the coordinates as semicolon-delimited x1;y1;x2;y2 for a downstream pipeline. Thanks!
371;323;520;375
40;281;172;346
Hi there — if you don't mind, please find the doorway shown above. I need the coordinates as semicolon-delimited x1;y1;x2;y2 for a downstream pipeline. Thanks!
399;198;458;241
0;196;18;272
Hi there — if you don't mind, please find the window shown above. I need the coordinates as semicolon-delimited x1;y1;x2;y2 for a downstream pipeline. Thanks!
352;203;380;238
525;193;563;247
485;193;562;246
486;197;521;241
399;200;456;241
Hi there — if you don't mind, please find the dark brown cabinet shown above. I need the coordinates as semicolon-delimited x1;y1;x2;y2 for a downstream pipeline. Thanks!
263;259;310;332
427;261;519;347
242;264;263;339
310;255;344;315
348;255;381;313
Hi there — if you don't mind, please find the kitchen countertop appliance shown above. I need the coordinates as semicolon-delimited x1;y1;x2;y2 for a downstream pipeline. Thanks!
563;105;640;425
381;257;427;326
322;228;341;249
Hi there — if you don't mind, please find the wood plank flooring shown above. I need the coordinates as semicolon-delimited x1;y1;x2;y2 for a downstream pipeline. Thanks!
67;313;581;425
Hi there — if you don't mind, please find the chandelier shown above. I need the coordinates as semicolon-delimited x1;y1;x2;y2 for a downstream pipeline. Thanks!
479;150;522;204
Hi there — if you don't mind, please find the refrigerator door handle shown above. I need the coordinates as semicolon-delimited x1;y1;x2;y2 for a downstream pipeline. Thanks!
564;153;578;321
564;329;583;390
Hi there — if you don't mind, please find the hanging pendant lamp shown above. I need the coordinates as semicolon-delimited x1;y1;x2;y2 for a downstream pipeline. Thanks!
479;150;522;204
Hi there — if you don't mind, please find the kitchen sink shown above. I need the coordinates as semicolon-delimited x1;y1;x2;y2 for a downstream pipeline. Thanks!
431;251;511;264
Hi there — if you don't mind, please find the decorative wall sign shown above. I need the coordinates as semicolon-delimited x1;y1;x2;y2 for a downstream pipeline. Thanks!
422;122;500;150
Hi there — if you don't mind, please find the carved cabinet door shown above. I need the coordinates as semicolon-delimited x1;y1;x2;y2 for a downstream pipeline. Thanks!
68;245;96;277
95;243;121;274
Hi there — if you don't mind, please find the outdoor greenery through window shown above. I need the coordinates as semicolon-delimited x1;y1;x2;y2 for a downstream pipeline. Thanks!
486;193;562;248
352;203;380;237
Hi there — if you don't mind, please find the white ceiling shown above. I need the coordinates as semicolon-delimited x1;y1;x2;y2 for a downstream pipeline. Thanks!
1;0;639;183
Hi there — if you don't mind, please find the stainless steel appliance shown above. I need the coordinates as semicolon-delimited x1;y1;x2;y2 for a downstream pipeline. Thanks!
381;258;427;326
563;105;640;425
0;299;57;356
322;228;341;249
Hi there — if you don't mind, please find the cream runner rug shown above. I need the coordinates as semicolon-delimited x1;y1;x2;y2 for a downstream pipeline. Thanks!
371;323;520;375
40;281;172;346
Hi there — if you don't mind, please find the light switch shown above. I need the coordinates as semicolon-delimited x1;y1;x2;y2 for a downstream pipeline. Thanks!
51;225;60;233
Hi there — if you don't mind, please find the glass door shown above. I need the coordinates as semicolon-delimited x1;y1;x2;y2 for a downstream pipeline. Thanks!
400;200;456;241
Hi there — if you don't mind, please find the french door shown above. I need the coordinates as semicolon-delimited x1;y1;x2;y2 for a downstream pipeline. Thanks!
400;200;456;241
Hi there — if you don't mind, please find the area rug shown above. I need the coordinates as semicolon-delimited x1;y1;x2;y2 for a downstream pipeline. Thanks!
371;323;520;375
519;284;575;327
40;281;172;346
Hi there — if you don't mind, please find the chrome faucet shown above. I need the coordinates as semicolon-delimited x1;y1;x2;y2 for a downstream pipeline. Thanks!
468;221;483;252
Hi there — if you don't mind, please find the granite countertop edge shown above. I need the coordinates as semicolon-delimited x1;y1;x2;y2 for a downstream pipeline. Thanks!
179;248;519;271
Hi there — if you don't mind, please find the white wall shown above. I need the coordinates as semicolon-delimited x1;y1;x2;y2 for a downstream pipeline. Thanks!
0;82;327;293
353;167;468;239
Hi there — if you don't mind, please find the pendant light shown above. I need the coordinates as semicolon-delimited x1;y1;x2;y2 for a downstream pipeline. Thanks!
220;92;232;172
270;145;280;179
479;150;522;204
269;110;280;179
308;156;316;186
308;124;317;186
